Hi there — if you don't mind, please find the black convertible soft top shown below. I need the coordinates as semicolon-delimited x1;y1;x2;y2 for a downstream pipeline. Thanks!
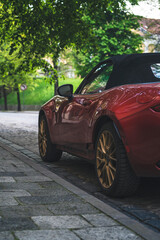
75;53;160;94
106;53;160;89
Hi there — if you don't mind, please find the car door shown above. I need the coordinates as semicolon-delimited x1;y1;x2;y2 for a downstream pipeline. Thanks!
56;61;113;145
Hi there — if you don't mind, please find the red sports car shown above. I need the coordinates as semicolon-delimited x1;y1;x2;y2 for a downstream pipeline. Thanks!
38;53;160;197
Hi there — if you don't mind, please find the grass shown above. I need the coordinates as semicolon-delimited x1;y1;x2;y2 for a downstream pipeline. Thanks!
0;77;82;106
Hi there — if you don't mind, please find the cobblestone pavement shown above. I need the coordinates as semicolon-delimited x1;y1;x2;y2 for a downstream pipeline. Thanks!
0;134;148;239
0;112;160;237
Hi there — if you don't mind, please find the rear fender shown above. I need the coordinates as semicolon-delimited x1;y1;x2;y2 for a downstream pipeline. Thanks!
92;114;122;146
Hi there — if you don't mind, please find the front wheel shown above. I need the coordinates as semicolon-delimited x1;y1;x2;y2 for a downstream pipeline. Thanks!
38;115;62;162
95;122;139;197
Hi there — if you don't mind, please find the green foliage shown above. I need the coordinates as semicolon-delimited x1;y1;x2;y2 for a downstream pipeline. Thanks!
0;0;140;58
0;42;36;89
71;12;143;77
0;77;82;105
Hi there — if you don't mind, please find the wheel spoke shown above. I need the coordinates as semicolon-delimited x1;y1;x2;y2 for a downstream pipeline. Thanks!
39;133;41;140
40;121;44;134
105;133;113;153
109;155;116;161
97;157;105;169
99;163;106;178
108;162;116;172
105;132;109;151
97;156;105;163
39;132;44;140
102;165;107;184
42;143;45;153
97;147;104;154
43;135;47;141
97;161;104;170
39;142;43;151
109;167;114;181
110;147;116;156
99;138;106;154
106;166;111;186
102;133;106;148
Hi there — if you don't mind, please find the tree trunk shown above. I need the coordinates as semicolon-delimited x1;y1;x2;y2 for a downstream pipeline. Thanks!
15;86;21;111
54;77;58;95
53;61;59;95
3;85;8;110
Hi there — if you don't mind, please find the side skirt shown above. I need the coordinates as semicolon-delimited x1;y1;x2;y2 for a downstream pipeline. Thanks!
56;144;95;163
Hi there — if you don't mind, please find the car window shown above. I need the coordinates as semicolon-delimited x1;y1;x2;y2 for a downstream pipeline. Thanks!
81;63;113;94
151;63;160;78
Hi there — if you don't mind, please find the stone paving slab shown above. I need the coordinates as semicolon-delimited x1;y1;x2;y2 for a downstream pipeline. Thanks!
144;219;160;230
32;215;91;229
38;181;65;189
14;175;52;182
0;231;15;240
14;230;80;240
1;166;20;172
0;205;53;218
23;171;44;176
73;226;142;240
0;172;26;177
0;177;15;183
0;182;43;190
0;138;11;144
0;217;38;231
127;209;157;221
0;197;18;207
82;213;119;227
27;187;71;196
47;201;100;215
0;190;31;197
17;194;83;205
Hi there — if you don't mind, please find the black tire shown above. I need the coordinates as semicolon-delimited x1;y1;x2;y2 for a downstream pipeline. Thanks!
38;115;62;162
95;122;139;197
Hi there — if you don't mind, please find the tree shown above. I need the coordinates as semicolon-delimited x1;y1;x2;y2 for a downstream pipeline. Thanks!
0;0;141;92
0;43;36;110
71;10;142;77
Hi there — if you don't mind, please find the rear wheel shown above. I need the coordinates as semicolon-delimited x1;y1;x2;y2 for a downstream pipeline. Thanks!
38;115;62;162
95;122;139;197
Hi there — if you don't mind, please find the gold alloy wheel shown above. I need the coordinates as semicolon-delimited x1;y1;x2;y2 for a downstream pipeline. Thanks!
39;119;47;157
96;130;117;189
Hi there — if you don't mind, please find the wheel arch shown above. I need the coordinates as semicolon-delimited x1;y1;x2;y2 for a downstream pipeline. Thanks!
38;108;54;145
92;115;121;147
38;109;46;127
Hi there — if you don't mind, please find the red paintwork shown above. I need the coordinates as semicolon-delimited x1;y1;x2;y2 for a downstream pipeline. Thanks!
40;82;160;177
